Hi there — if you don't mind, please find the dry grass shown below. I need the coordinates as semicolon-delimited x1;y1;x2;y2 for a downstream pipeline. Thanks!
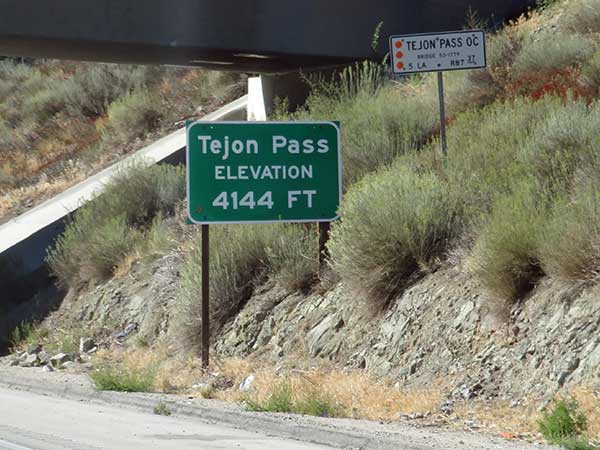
223;368;444;420
0;168;86;220
88;346;600;441
453;398;542;438
91;349;442;420
571;385;600;439
453;386;600;441
0;61;242;224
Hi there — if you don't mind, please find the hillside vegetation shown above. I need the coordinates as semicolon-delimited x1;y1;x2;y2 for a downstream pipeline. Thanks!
48;0;600;334
0;60;241;222
5;0;598;446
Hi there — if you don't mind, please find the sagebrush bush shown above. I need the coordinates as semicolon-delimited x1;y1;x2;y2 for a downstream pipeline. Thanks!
442;30;524;112
519;100;600;194
328;164;463;308
468;184;546;304
540;178;600;282
102;91;162;147
512;33;595;79
265;225;319;292
276;64;437;185
562;0;600;33
64;63;159;117
442;96;565;212
581;48;600;94
46;163;185;286
21;78;69;120
176;223;319;347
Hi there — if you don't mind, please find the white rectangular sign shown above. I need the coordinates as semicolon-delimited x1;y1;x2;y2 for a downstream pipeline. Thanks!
390;30;486;75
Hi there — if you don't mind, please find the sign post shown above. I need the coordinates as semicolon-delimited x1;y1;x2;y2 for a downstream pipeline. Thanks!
187;121;342;367
437;72;448;156
201;223;209;368
389;30;486;156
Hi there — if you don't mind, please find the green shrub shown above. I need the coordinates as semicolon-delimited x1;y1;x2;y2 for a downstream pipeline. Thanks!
244;381;343;417
177;223;319;346
442;96;565;212
0;60;34;83
153;401;172;416
540;179;600;282
102;91;162;146
562;0;600;34
46;164;185;286
519;100;600;195
10;321;34;348
21;79;69;120
65;63;159;117
328;164;463;308
295;390;342;418
539;399;588;445
442;31;524;111
90;365;155;392
245;381;294;413
558;437;597;450
468;183;546;304
178;225;271;342
265;225;319;291
537;0;562;10
512;32;595;79
581;48;600;94
277;64;436;185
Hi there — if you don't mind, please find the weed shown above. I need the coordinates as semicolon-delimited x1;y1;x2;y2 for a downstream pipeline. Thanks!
90;365;155;392
539;399;589;446
245;381;294;413
153;401;172;416
9;321;34;348
243;380;342;417
198;385;216;399
558;437;596;450
295;390;343;418
520;100;600;195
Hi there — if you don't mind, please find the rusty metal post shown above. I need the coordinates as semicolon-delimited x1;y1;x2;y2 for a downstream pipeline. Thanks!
201;224;210;369
437;71;448;157
318;221;331;270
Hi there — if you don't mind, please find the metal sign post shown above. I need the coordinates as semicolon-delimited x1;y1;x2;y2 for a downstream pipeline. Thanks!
201;224;210;368
389;29;486;156
187;121;342;367
437;72;448;156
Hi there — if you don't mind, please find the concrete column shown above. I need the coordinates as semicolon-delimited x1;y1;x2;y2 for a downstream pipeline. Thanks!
247;72;310;121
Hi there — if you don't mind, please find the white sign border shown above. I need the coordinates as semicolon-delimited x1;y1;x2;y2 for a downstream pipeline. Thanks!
389;29;487;75
186;120;343;225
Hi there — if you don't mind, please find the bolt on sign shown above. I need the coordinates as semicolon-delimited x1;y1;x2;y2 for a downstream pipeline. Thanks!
186;121;342;224
390;30;486;75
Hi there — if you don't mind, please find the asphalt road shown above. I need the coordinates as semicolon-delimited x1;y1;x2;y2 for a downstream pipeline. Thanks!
0;387;331;450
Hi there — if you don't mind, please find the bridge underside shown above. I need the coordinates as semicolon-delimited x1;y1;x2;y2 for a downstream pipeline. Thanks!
0;0;533;72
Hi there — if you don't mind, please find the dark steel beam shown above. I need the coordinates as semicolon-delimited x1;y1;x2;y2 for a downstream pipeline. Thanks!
0;0;533;72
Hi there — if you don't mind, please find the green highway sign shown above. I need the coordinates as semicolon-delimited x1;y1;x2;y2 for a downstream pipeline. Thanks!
186;121;342;224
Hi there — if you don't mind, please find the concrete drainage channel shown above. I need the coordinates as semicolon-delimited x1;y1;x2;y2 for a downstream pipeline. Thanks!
0;92;252;353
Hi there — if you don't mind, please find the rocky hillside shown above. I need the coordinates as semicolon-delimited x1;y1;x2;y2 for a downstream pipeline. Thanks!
5;0;600;446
